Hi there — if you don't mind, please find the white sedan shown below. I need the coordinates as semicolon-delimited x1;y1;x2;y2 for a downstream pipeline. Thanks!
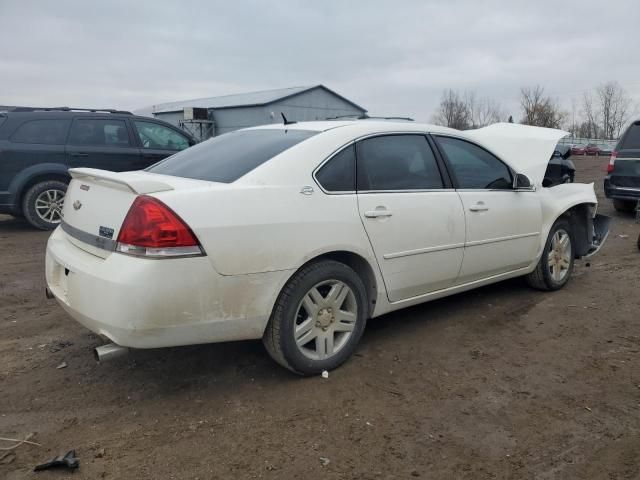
45;120;609;375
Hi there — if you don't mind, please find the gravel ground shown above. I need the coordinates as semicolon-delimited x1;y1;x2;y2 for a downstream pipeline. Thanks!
1;155;639;479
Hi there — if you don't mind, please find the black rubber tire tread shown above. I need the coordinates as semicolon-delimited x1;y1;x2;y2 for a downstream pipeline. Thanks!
526;219;574;291
22;180;68;230
263;260;367;376
613;199;636;213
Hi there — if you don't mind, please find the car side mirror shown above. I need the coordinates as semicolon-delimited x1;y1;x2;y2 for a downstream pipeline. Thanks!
514;173;533;190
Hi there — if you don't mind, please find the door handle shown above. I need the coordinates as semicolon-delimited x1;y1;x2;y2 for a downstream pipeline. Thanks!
69;152;88;157
469;202;489;212
364;210;393;218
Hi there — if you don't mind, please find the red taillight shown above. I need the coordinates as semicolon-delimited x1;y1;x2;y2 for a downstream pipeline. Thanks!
607;151;617;173
116;196;202;257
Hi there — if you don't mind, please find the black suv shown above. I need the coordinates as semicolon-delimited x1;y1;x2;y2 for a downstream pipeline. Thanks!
0;107;196;229
605;120;640;212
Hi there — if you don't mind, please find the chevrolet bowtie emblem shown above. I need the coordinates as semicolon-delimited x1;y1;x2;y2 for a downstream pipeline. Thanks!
73;200;82;210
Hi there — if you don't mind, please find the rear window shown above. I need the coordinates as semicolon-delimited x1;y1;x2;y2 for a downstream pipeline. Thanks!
619;123;640;150
148;129;317;183
11;119;70;145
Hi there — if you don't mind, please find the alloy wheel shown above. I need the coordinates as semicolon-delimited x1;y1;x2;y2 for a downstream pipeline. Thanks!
547;229;572;282
293;279;358;360
34;189;65;224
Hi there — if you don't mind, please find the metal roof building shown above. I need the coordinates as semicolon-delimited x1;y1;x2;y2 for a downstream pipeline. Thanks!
147;85;366;140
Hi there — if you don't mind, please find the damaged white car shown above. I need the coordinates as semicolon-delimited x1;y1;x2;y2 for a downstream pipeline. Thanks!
45;121;610;375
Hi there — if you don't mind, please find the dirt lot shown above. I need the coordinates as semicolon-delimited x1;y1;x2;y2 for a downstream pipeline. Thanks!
1;156;639;479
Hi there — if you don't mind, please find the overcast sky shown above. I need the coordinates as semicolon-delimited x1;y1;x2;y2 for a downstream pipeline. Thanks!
1;0;638;122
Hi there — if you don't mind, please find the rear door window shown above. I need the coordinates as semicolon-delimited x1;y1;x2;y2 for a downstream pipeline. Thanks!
68;119;131;147
620;124;640;150
10;119;70;145
148;129;317;183
356;135;444;191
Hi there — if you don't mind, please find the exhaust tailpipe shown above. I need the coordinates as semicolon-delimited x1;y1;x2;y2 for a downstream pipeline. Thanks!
94;343;129;362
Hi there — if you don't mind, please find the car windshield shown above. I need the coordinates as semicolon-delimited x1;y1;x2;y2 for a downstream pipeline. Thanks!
147;128;318;183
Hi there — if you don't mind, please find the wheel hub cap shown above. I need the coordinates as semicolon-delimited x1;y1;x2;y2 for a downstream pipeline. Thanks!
294;279;358;361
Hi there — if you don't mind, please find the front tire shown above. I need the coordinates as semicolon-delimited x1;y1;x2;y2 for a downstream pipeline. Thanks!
526;219;574;291
22;180;68;230
263;260;368;375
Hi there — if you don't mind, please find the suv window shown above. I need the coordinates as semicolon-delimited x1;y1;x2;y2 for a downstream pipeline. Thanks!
435;136;512;189
134;121;190;151
620;123;640;150
148;128;317;183
11;119;70;145
68;119;131;147
356;135;443;191
315;144;355;192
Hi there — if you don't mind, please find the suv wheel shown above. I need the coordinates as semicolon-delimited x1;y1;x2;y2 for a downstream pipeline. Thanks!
613;199;636;213
526;219;574;291
263;260;368;375
22;180;67;230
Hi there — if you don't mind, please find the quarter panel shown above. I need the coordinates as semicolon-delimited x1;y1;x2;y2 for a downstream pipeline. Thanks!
156;186;377;276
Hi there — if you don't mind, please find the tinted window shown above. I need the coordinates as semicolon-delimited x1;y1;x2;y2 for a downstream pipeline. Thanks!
148;129;317;183
356;135;443;191
620;124;640;150
316;145;355;192
134;121;190;151
68;119;130;146
11;119;70;145
435;136;512;189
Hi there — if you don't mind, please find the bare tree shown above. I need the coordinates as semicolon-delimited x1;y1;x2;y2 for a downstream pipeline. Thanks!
581;91;599;138
519;86;566;128
466;91;503;128
595;81;632;139
431;89;470;130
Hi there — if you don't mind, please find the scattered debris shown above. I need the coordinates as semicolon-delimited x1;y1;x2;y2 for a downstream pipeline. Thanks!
56;361;68;369
49;341;73;353
584;406;592;412
618;234;629;239
94;447;105;458
0;433;41;451
321;370;329;379
34;450;79;472
319;457;330;467
411;471;420;477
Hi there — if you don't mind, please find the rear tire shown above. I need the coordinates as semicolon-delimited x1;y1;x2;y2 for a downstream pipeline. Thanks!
526;219;574;291
22;180;67;230
613;199;636;213
263;260;368;376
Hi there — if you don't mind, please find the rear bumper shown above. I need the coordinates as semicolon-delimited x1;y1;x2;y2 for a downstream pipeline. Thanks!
45;227;292;349
604;178;640;201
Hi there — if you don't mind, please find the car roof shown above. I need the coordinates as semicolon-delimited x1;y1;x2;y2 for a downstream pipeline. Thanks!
248;119;462;135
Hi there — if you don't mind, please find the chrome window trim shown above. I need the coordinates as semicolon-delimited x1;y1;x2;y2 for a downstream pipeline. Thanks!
313;131;457;196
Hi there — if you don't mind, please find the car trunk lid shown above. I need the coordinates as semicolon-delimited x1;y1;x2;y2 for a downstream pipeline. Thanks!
61;168;214;258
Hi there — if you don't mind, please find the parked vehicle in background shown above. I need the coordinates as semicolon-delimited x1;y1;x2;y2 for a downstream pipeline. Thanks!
0;108;196;229
570;144;586;155
598;144;613;156
584;143;602;156
605;120;640;212
45;121;610;375
544;144;575;186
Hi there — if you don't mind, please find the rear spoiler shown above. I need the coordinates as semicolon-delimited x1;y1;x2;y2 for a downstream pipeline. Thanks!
68;168;174;195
